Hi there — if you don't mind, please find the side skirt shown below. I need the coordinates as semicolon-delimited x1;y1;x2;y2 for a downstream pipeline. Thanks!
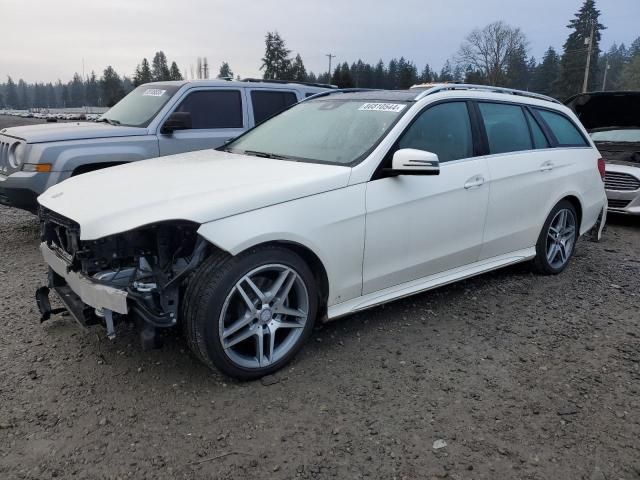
327;247;536;320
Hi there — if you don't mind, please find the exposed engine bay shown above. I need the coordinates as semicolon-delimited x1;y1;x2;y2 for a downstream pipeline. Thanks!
37;207;207;346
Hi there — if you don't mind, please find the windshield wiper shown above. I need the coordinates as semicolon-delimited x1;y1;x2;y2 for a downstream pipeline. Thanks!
96;117;121;126
242;150;291;160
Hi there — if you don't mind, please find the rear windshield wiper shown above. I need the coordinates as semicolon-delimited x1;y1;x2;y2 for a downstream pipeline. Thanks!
96;117;121;126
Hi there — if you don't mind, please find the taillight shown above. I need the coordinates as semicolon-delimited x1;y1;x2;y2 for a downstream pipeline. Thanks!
597;158;606;181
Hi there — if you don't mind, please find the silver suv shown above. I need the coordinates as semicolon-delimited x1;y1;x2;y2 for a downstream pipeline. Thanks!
0;79;332;212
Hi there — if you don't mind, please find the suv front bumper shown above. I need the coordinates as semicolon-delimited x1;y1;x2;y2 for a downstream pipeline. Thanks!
0;171;61;213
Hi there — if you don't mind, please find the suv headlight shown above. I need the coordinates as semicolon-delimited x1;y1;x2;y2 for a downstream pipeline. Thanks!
9;142;26;168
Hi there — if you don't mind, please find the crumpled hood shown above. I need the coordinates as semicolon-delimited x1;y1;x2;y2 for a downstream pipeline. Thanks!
564;91;640;131
1;122;148;143
38;149;352;240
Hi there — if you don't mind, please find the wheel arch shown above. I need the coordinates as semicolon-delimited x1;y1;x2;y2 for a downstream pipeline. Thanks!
562;194;583;230
241;239;329;322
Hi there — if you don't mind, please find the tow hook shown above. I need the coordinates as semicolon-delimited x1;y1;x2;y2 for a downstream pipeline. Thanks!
35;286;67;323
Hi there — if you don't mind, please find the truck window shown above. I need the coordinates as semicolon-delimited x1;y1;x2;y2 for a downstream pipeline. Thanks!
251;90;298;125
175;90;243;129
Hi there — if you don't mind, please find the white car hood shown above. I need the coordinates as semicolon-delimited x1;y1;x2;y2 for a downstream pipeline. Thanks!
38;149;352;240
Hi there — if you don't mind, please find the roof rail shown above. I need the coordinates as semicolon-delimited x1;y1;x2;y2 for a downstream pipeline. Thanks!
241;78;338;90
302;88;381;102
414;83;561;104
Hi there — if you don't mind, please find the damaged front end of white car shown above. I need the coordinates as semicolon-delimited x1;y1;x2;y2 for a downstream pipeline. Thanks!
36;208;207;348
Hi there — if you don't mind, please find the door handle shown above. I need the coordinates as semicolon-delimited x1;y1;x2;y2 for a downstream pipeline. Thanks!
540;161;554;172
464;175;485;189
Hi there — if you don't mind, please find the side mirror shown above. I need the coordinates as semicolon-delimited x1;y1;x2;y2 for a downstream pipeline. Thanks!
161;112;192;134
384;149;440;176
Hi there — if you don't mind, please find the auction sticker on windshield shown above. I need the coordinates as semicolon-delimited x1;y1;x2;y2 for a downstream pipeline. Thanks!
142;89;167;97
358;103;406;113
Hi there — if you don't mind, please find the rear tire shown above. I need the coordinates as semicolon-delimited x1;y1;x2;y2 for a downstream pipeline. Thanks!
182;245;317;380
532;200;578;275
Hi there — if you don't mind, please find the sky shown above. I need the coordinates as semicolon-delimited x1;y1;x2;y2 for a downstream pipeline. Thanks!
2;0;639;83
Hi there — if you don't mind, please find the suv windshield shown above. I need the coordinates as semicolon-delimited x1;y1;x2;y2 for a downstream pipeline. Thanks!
226;98;408;164
590;129;640;143
101;84;181;127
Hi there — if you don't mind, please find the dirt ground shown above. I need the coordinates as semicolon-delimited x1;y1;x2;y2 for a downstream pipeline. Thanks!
1;115;639;479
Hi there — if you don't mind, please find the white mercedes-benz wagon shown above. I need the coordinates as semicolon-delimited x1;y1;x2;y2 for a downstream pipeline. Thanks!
36;84;607;379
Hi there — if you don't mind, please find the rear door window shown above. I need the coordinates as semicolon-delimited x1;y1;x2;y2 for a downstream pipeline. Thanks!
251;90;298;124
478;103;532;154
534;109;588;146
175;90;243;129
397;102;473;162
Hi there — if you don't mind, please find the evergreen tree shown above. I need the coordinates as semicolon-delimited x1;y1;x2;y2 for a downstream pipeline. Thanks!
133;58;153;86
599;43;627;90
169;62;183;81
505;44;530;89
217;62;233;79
70;73;85;107
260;32;291;80
531;47;561;97
629;37;640;58
387;59;399;89
306;71;318;83
397;57;418;88
18;79;30;109
100;66;125;107
85;72;100;106
45;83;56;108
151;51;171;81
556;0;605;98
6;76;19;108
331;63;354;88
373;60;386;88
620;45;640;89
439;60;454;82
419;64;434;83
288;54;307;82
61;84;70;108
464;66;485;84
33;83;46;108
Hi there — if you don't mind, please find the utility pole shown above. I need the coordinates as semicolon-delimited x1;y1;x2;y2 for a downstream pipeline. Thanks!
326;53;336;80
601;58;610;91
582;21;595;93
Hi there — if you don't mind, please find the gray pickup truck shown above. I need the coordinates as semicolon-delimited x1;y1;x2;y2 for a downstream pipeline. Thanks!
0;79;332;212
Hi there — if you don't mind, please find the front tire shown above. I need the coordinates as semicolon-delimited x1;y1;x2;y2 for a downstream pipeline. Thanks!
532;200;578;275
183;245;317;380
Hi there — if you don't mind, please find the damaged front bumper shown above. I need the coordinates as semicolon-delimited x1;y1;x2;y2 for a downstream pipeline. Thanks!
40;242;128;314
38;242;128;339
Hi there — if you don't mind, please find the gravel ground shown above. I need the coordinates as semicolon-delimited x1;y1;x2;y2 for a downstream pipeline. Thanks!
1;115;639;479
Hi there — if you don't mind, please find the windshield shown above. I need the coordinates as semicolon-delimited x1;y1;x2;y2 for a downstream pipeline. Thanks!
226;99;408;164
590;129;640;143
101;84;181;127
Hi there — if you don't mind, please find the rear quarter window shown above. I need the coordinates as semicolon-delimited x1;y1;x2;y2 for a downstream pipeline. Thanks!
251;90;298;125
535;109;588;146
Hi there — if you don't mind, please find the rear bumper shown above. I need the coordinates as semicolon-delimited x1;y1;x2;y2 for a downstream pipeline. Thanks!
40;242;129;314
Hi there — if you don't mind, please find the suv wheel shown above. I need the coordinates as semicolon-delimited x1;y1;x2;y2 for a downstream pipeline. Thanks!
532;200;578;275
183;245;317;380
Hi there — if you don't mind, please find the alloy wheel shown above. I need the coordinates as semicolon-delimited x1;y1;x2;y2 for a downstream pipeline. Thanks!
546;208;577;269
218;264;310;369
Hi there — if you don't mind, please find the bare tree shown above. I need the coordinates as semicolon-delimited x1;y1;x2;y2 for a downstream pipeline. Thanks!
458;21;528;85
